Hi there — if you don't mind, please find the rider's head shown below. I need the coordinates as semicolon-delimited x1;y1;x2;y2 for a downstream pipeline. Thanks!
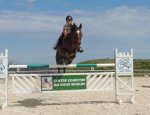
66;15;73;25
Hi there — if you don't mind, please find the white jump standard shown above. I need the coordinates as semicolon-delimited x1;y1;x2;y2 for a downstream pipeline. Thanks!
115;48;135;104
0;49;8;109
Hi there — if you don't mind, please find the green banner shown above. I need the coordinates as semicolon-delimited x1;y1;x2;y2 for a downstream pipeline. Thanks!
41;75;86;91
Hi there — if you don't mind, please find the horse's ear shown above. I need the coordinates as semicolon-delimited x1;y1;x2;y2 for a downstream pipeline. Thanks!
79;23;82;29
72;23;76;29
73;23;75;26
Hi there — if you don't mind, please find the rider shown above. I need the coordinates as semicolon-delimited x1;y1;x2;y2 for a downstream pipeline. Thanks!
53;15;83;53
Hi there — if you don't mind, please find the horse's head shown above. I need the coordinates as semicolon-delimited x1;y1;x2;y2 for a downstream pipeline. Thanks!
71;23;83;40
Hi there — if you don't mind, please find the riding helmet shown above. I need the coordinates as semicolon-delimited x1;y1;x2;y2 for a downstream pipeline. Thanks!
66;15;73;21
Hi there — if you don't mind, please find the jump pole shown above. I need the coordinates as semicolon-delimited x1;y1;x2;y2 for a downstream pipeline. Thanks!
9;63;115;69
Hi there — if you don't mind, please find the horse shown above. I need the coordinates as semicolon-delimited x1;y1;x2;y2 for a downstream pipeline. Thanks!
56;23;83;73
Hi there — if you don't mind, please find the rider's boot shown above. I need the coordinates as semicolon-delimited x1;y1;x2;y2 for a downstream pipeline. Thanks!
53;45;57;50
78;47;84;53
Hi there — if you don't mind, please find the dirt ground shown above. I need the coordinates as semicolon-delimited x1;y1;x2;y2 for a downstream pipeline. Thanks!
0;77;150;115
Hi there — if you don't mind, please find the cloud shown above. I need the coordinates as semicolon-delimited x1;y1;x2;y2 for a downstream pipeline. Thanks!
75;6;150;39
0;11;64;35
12;0;38;9
0;6;150;40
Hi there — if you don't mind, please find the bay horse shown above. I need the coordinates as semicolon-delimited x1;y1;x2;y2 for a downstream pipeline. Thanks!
56;23;83;73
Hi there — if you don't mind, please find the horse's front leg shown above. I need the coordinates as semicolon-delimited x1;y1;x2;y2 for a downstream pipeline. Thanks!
58;68;61;73
63;68;66;73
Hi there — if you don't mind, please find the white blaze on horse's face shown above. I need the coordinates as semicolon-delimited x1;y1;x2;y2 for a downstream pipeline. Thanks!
76;29;82;39
77;30;80;34
76;30;81;38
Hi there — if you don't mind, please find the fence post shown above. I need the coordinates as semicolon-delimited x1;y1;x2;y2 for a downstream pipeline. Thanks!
115;48;135;104
0;49;8;109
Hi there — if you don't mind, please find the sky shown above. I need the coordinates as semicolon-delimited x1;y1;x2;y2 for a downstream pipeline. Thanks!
0;0;150;64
